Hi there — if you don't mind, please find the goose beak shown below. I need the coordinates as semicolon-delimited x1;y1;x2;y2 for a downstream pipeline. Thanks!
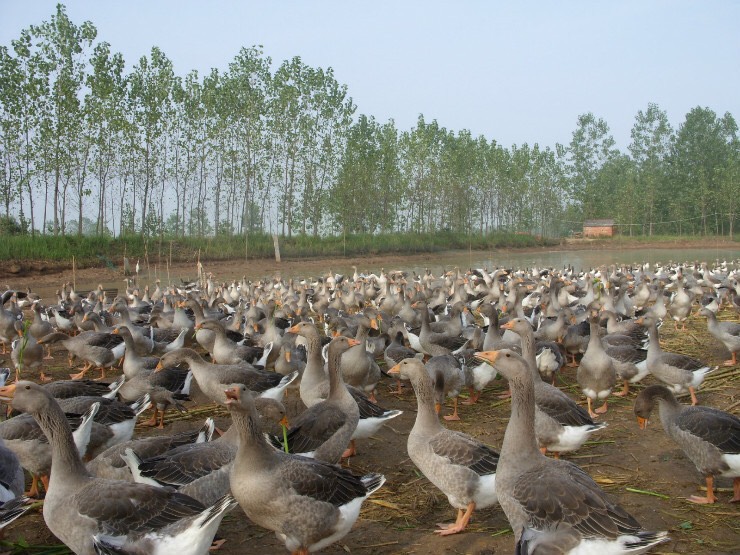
224;387;240;405
388;363;400;376
434;402;441;414
474;350;499;364
500;321;513;330
279;415;289;427
112;328;120;335
637;416;648;430
287;324;300;334
347;338;361;347
285;351;291;362
370;318;379;330
154;362;163;372
0;383;16;401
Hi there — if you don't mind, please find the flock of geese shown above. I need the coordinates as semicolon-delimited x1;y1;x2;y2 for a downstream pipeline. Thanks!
0;259;738;554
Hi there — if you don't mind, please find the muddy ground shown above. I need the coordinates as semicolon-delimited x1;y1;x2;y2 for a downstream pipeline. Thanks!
0;252;738;555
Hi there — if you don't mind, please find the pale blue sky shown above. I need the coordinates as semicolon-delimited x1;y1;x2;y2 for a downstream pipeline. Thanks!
1;1;738;150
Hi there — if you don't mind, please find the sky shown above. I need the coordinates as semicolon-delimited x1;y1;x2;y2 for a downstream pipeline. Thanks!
1;1;739;151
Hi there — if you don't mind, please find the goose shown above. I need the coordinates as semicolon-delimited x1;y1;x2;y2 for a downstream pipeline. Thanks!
115;327;192;428
668;275;694;330
57;395;151;451
268;337;360;462
157;348;297;405
195;319;262;364
501;317;606;457
28;301;54;359
697;307;740;366
0;381;236;555
0;401;99;498
38;331;124;381
416;301;469;356
226;382;385;555
0;436;24;504
0;496;31;536
387;358;499;536
87;418;214;482
10;320;48;382
42;377;123;400
634;384;740;504
427;354;466;421
336;314;382;401
475;350;669;554
126;398;285;508
638;315;716;405
576;311;616;418
602;342;649;396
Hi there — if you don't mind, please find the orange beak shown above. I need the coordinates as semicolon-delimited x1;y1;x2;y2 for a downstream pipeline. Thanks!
194;323;202;330
287;324;300;334
279;415;289;427
285;351;292;362
154;362;164;372
435;402;441;414
112;328;120;335
224;386;240;405
500;321;514;330
474;350;500;364
637;416;648;430
388;363;401;375
370;318;379;330
347;338;361;347
0;383;16;400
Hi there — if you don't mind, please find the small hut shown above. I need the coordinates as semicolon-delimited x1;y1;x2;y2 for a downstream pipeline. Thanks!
583;219;615;237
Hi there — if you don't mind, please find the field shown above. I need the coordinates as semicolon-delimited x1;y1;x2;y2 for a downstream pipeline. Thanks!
0;255;738;555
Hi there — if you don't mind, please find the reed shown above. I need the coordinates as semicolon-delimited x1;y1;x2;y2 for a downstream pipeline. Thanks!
0;231;557;267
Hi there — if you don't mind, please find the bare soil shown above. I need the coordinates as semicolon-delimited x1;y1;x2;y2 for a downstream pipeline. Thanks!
1;252;739;554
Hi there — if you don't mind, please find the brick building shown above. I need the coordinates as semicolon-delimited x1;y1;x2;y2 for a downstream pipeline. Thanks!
583;219;615;237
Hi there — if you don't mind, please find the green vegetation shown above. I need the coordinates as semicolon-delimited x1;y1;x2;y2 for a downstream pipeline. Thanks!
0;232;557;266
0;5;738;245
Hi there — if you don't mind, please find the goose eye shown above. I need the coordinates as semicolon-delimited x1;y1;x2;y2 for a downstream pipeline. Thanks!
25;385;31;390
505;354;510;358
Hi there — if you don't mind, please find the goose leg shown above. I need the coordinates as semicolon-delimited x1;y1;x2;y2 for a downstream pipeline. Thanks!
141;407;159;427
26;474;40;498
443;397;461;421
291;548;310;555
341;439;357;459
724;352;737;366
435;502;475;536
587;397;599;419
209;538;227;551
70;362;92;380
732;477;740;503
158;408;167;429
462;387;480;405
689;475;717;504
689;386;699;406
613;379;630;397
44;345;54;360
594;400;609;414
40;474;49;493
391;379;404;394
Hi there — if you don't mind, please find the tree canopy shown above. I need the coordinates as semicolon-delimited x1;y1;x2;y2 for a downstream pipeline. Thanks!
1;4;737;239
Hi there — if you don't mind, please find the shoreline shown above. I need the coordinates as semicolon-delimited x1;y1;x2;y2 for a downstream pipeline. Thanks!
2;237;737;292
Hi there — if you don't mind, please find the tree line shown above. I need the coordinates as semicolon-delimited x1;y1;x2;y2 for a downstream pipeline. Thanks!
1;4;738;240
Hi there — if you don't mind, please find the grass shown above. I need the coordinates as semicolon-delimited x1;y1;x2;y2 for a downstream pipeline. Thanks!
0;231;557;268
